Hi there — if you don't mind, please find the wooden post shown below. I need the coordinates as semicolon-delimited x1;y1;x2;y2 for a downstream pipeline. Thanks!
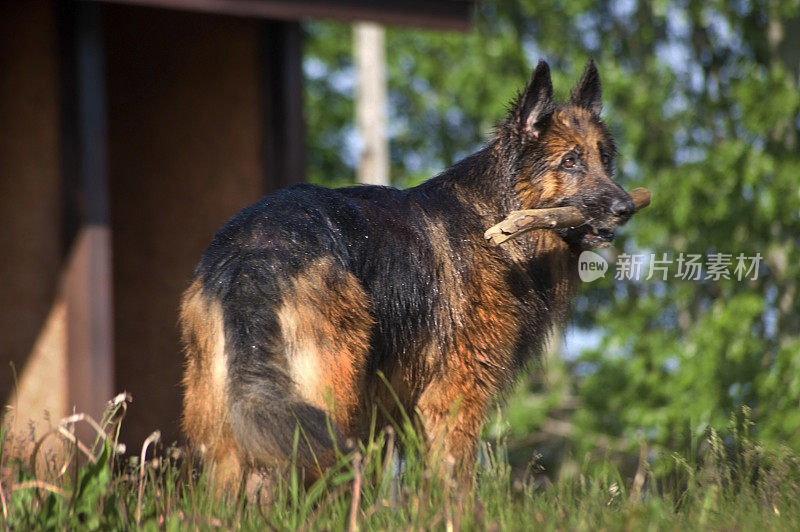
354;21;389;186
60;1;114;425
261;20;306;192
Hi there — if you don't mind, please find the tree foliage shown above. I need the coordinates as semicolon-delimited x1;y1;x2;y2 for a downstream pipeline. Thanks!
303;0;800;466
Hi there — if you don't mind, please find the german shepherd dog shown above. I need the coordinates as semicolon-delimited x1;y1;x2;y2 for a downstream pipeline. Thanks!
180;60;635;489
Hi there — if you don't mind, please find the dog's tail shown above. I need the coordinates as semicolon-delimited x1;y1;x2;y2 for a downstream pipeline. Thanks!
221;262;345;477
225;355;344;476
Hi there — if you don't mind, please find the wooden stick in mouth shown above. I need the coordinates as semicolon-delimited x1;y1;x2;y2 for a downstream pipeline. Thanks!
484;187;651;246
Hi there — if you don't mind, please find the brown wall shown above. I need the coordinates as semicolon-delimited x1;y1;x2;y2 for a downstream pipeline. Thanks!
104;5;265;446
0;1;67;431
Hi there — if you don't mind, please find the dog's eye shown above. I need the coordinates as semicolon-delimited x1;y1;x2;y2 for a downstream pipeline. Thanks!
561;157;576;169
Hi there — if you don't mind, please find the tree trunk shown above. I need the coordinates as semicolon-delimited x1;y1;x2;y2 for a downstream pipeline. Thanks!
354;21;389;186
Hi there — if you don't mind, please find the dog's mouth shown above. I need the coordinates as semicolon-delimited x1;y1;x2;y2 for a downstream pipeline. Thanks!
484;188;650;247
562;223;616;249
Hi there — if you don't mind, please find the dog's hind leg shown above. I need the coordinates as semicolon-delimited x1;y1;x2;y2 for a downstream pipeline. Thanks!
181;279;247;493
275;259;374;435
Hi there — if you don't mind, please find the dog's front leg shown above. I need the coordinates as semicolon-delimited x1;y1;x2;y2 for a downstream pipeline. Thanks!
416;378;487;482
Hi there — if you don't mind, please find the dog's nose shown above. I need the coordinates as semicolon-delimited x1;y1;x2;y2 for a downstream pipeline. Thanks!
610;197;636;217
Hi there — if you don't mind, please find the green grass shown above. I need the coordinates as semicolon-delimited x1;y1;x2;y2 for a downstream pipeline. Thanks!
2;398;800;530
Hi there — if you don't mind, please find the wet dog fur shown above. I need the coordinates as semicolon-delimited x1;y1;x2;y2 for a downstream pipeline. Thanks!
180;60;635;490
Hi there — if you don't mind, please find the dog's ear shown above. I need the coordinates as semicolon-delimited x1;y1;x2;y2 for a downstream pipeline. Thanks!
570;59;602;116
517;60;554;139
